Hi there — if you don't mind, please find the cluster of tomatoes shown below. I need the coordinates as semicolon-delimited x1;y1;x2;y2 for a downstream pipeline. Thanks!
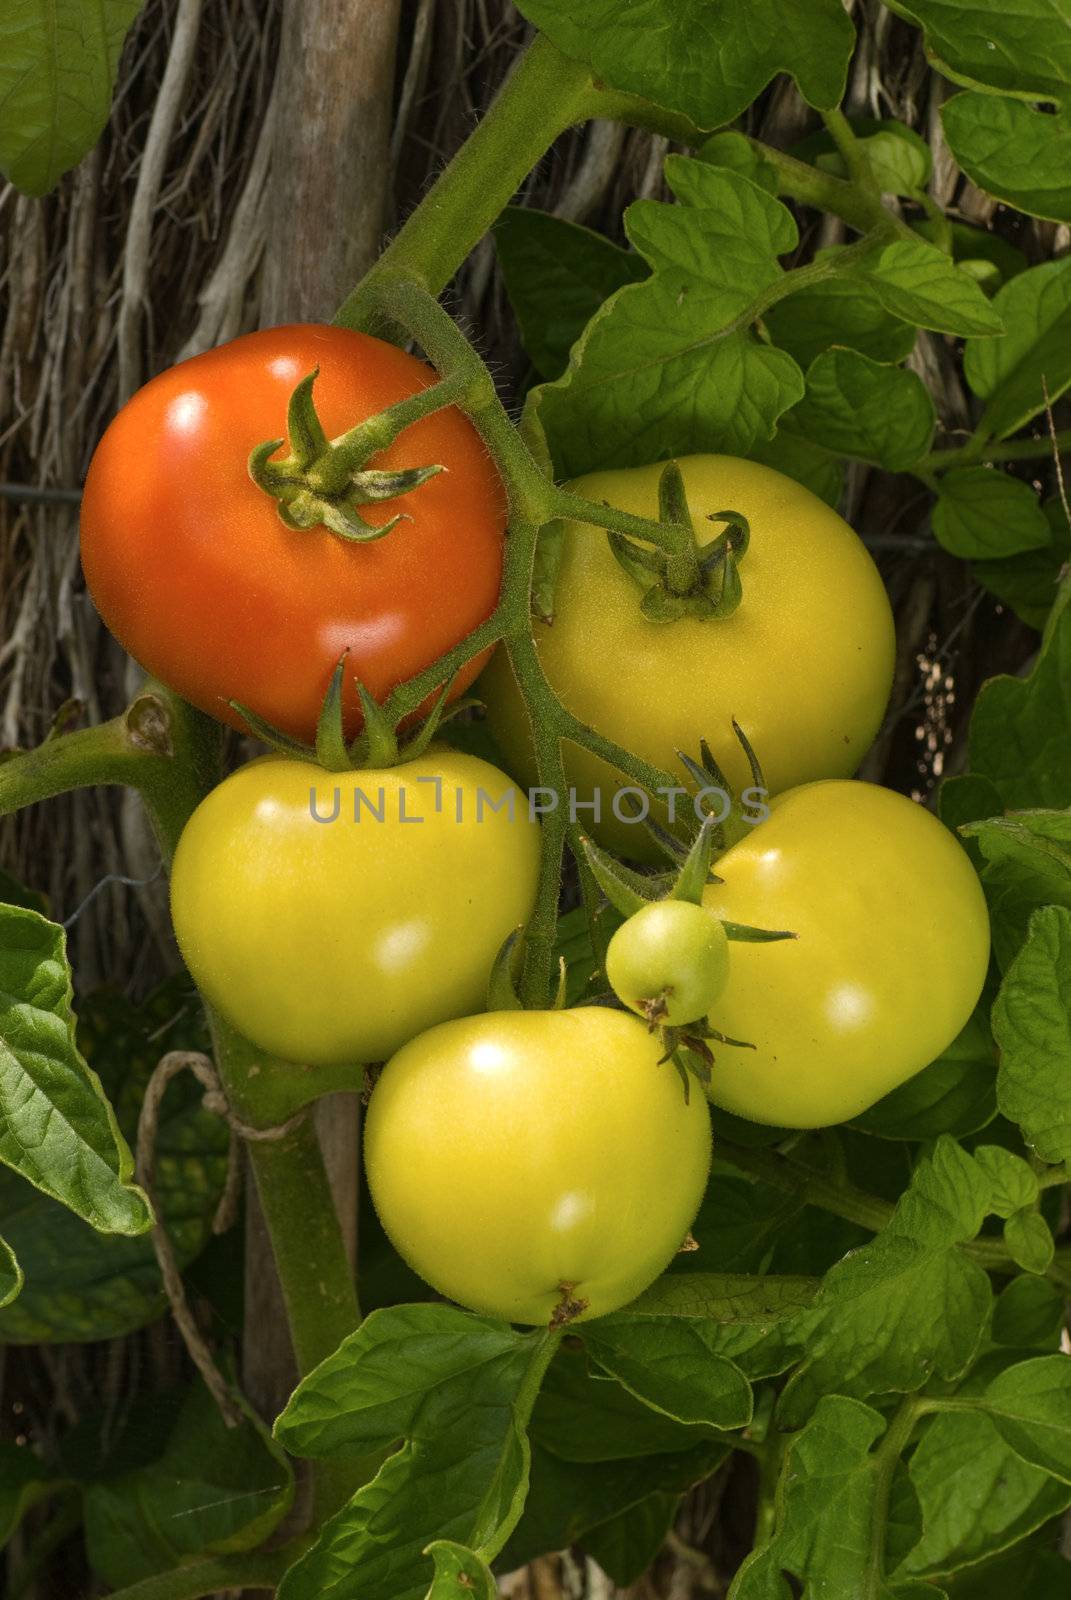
80;325;991;1327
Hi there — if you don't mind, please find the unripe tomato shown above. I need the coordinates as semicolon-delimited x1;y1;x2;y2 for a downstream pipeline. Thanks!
170;752;540;1066
606;900;730;1026
701;780;991;1127
81;325;505;742
364;1007;712;1325
481;455;894;856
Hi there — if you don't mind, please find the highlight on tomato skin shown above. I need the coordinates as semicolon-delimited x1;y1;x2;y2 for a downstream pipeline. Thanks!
480;453;897;859
702;779;992;1129
363;1006;714;1327
79;324;507;744
168;751;541;1069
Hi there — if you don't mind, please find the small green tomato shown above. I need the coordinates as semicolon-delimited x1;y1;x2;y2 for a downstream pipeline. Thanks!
606;900;730;1027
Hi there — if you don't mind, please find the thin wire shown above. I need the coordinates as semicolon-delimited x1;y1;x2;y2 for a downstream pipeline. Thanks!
62;867;163;929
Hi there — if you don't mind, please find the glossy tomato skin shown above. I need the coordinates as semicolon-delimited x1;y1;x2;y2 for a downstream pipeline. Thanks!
702;780;991;1128
607;900;730;1025
481;456;895;856
81;326;505;741
365;1007;712;1325
169;751;540;1066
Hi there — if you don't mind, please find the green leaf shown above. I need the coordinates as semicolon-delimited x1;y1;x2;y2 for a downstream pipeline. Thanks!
992;906;1071;1164
897;1406;1071;1580
943;1545;1071;1597
973;1145;1039;1218
0;1236;20;1308
500;1439;723;1571
817;124;933;196
964;809;1071;969
778;1137;993;1426
992;1274;1066;1348
493;208;647;382
0;1441;62;1550
581;1492;678;1586
1003;1209;1055;1274
980;1356;1071;1481
851;1009;997;1141
943;94;1071;223
0;906;150;1238
618;1270;816;1382
532;161;805;476
0;868;48;916
889;0;1071;102
764;273;917;368
580;1318;752;1430
730;1396;894;1597
531;1344;726;1463
699;131;779;192
276;1306;554;1600
973;514;1070;632
969;605;1071;809
748;430;845;507
0;980;227;1343
788;348;936;470
853;238;1005;336
512;0;854;129
424;1541;496;1599
963;259;1071;440
0;0;145;195
932;468;1051;560
83;1381;293;1590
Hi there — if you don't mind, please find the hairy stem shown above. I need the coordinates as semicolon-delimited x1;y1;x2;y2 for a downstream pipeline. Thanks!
334;36;599;334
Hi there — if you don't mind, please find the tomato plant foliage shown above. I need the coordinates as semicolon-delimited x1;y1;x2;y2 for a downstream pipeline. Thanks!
3;1;1071;1597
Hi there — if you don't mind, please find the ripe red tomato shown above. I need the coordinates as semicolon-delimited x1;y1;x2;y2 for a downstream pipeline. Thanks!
80;325;506;741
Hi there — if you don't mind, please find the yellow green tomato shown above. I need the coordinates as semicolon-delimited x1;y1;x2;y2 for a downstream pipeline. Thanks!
481;455;895;856
170;751;540;1066
701;780;991;1128
364;1007;712;1325
606;900;730;1026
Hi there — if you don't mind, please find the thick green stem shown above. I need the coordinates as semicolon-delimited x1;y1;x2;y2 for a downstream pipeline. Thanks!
335;36;599;334
476;1330;562;1564
717;1140;1069;1288
0;685;221;863
864;1399;924;1598
747;138;894;233
822;108;882;203
924;428;1071;470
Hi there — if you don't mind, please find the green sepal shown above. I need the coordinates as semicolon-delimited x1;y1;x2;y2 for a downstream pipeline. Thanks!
354;682;400;770
345;464;444;502
676;750;728;849
247;366;447;546
669;816;721;905
640;584;692;623
658;460;694;532
487;928;525;1011
579;835;660;917
314;656;353;772
721;920;797;943
732;717;766;793
287;368;330;467
228;699;311;758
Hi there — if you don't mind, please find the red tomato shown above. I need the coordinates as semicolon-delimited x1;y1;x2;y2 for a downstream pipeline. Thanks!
80;325;505;740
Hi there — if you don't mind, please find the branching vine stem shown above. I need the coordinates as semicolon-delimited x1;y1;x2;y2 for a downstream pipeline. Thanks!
864;1397;925;1598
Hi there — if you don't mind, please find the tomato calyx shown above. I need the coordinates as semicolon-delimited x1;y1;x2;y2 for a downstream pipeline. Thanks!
231;652;476;773
607;461;750;623
248;365;462;543
549;1282;590;1330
